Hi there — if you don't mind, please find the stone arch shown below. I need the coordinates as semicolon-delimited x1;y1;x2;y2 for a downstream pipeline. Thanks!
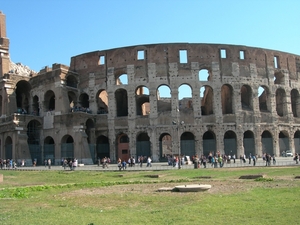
79;93;89;109
85;118;95;144
198;68;212;81
274;71;284;85
44;136;55;164
243;130;255;157
178;84;193;111
32;95;39;115
116;73;128;85
200;85;214;115
157;85;171;112
66;75;78;88
258;86;271;112
68;91;77;111
117;133;129;161
203;131;216;156
136;132;151;158
159;133;172;159
96;135;110;160
261;130;273;155
115;88;128;117
224;130;237;156
279;131;289;155
96;89;108;114
135;86;150;115
16;80;31;113
221;84;233;114
61;135;74;160
291;89;300;117
181;132;195;157
294;131;300;153
276;88;286;117
241;85;253;110
5;136;12;160
44;90;55;111
27;120;42;165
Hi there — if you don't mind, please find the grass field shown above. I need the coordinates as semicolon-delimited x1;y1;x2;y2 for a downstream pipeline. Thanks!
0;167;299;225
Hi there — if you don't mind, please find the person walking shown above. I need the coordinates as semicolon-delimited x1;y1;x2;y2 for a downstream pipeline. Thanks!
252;155;256;166
48;159;51;169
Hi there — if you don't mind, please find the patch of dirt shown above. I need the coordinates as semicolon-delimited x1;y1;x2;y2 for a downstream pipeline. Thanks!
62;178;300;198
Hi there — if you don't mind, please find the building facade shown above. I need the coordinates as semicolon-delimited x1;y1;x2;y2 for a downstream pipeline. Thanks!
1;11;300;165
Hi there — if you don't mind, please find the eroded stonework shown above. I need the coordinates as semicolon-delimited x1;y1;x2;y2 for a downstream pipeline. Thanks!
1;11;300;165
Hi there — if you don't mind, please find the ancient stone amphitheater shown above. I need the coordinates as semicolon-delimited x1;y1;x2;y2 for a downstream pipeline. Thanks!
1;11;300;165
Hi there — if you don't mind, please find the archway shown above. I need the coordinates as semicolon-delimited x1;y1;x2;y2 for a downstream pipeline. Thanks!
279;131;289;155
5;136;12;160
203;131;216;156
44;136;55;165
294;131;300;153
117;133;129;161
115;89;128;117
96;135;110;160
221;84;233;114
136;133;151;159
136;86;150;115
181;132;195;157
44;90;55;111
159;133;172;161
61;135;74;160
16;80;31;113
224;131;237;156
243;131;255;157
27;120;42;165
261;131;273;155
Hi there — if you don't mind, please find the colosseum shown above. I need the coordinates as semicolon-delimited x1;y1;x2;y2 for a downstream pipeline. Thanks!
1;11;300;165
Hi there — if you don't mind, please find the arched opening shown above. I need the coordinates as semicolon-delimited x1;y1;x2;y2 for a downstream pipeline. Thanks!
241;85;252;110
294;131;300;153
97;89;108;114
44;90;55;111
116;73;128;85
291;89;300;117
261;131;273;155
66;75;78;88
203;131;216;156
68;91;77;112
5;136;12;160
157;85;171;112
224;131;237;156
117;133;129;161
181;132;195;157
243;130;255;157
79;93;90;112
96;135;110;160
32;95;39;116
159;133;172;160
136;86;150;115
274;71;284;85
86;119;95;162
258;86;270;112
27;120;42;165
61;135;74;160
178;84;193;111
16;80;31;114
221;84;233;114
279;131;289;155
276;88;286;117
136;133;151;159
198;69;211;81
115;89;128;117
44;136;55;165
200;85;214;115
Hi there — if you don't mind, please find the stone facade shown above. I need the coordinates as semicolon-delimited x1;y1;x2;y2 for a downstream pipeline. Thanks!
1;11;300;165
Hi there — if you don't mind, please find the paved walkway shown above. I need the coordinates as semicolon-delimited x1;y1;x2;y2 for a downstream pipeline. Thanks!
8;157;299;171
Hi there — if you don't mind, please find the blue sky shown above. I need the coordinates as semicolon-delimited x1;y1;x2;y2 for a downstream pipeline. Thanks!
1;0;300;74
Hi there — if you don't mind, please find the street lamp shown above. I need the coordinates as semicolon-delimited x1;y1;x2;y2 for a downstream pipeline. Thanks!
173;107;184;169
